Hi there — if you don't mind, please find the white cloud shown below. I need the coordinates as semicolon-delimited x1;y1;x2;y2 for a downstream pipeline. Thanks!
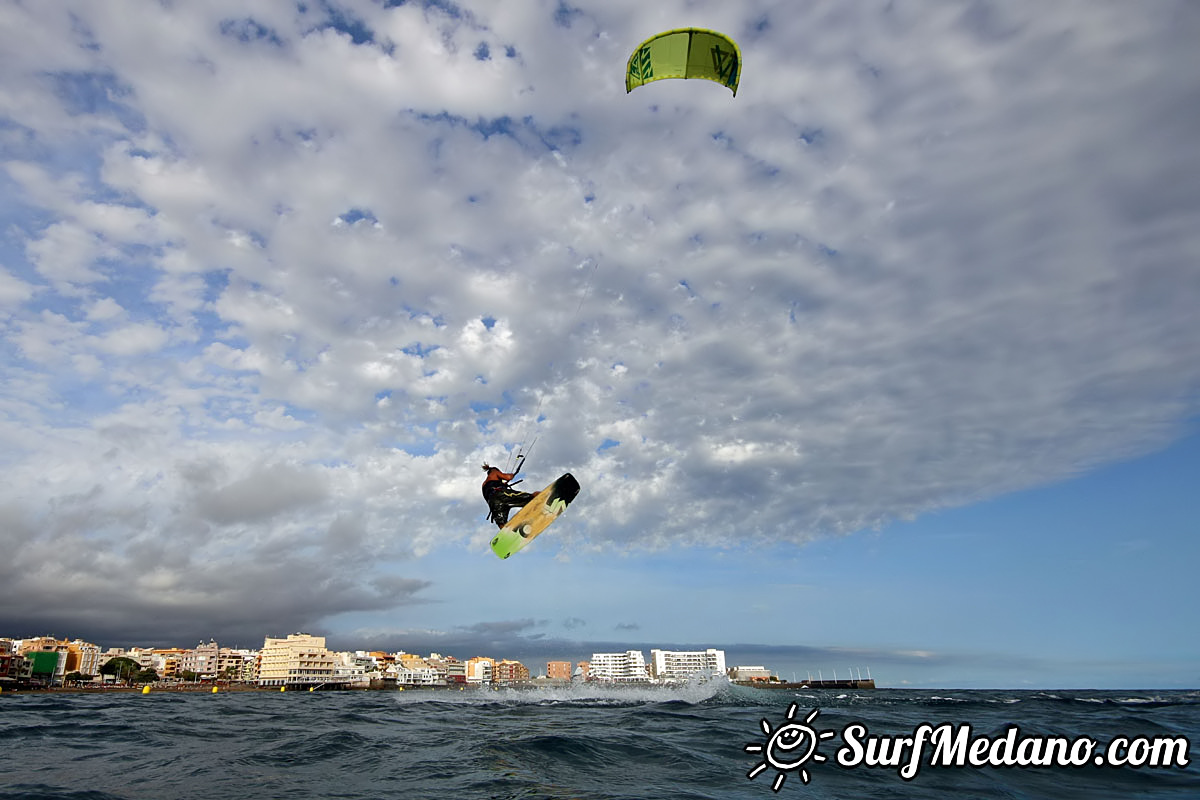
90;321;170;356
0;267;34;306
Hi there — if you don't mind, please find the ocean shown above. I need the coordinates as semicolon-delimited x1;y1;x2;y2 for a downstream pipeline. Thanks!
1;684;1197;799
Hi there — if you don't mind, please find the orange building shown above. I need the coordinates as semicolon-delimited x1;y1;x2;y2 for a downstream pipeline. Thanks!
466;656;495;684
494;660;530;685
546;660;572;680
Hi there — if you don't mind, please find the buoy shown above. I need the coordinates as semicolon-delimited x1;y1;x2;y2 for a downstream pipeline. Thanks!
309;686;315;692
280;686;286;692
141;686;150;695
211;686;219;694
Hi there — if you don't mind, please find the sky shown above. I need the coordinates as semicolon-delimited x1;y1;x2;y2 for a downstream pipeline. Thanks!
1;0;1198;689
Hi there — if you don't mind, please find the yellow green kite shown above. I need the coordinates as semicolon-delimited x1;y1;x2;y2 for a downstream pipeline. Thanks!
625;28;741;96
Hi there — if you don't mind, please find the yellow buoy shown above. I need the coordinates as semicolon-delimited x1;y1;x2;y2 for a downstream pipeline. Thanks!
280;686;286;692
309;686;315;692
141;686;150;694
212;686;219;694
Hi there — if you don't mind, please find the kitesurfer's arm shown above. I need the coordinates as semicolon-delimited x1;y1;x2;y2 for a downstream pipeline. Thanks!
483;465;517;486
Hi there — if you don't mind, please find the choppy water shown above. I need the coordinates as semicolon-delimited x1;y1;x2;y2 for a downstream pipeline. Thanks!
2;685;1197;799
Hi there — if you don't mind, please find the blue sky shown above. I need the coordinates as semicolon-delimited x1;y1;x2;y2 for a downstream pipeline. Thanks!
1;0;1198;688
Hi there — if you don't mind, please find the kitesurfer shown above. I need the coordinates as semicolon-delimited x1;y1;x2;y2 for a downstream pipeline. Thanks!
482;460;536;528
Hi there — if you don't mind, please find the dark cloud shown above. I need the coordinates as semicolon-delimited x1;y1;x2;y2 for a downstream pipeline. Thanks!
0;552;432;649
191;462;331;526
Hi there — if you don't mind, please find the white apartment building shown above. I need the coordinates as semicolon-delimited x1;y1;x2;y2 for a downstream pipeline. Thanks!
396;664;441;685
588;650;649;682
331;652;372;687
258;633;337;687
649;648;727;681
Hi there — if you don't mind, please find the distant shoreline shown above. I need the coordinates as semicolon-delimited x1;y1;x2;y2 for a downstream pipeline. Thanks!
5;677;883;695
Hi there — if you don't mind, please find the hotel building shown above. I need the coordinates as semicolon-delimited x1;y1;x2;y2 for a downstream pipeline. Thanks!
258;633;337;688
588;650;649;682
649;648;727;681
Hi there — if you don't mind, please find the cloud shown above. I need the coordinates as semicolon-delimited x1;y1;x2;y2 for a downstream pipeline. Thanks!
190;461;331;526
1;0;1198;648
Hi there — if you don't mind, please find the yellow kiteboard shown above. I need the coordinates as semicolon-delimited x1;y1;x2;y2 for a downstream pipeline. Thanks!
490;474;580;559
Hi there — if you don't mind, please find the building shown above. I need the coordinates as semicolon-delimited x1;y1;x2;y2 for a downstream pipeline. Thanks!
546;660;573;681
258;633;337;688
422;653;454;685
331;652;372;688
588;651;648;682
494;660;530;685
180;640;220;679
649;648;727;681
395;653;440;686
16;636;64;656
0;639;28;688
152;648;189;680
65;640;102;677
729;665;773;682
444;659;468;685
465;656;495;684
12;637;101;680
26;651;66;685
342;651;386;681
218;648;259;682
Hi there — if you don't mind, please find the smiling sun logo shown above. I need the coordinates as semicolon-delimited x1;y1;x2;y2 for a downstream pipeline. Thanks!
745;703;837;791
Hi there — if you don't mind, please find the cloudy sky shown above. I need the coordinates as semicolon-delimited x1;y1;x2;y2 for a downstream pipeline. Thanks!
2;0;1198;689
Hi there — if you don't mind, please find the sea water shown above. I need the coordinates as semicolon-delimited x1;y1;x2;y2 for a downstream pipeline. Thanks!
2;684;1197;799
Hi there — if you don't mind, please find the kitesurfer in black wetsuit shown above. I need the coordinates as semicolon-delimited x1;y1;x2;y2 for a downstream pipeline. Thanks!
482;461;536;528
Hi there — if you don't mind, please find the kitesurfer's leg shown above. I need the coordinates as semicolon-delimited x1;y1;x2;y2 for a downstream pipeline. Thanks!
505;489;536;506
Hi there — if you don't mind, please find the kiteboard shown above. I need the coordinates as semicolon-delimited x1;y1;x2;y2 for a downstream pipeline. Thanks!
490;473;580;560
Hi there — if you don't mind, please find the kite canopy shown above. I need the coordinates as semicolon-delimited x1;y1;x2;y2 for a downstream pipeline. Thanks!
625;28;741;96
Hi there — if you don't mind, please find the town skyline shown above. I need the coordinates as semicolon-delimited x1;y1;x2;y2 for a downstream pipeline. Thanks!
2;628;887;688
4;633;761;689
2;632;755;673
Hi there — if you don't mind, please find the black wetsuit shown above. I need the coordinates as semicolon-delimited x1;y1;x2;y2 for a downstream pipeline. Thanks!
483;477;536;528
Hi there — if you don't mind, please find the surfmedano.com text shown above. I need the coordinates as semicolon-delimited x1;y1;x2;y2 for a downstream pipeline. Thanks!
837;722;1190;781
